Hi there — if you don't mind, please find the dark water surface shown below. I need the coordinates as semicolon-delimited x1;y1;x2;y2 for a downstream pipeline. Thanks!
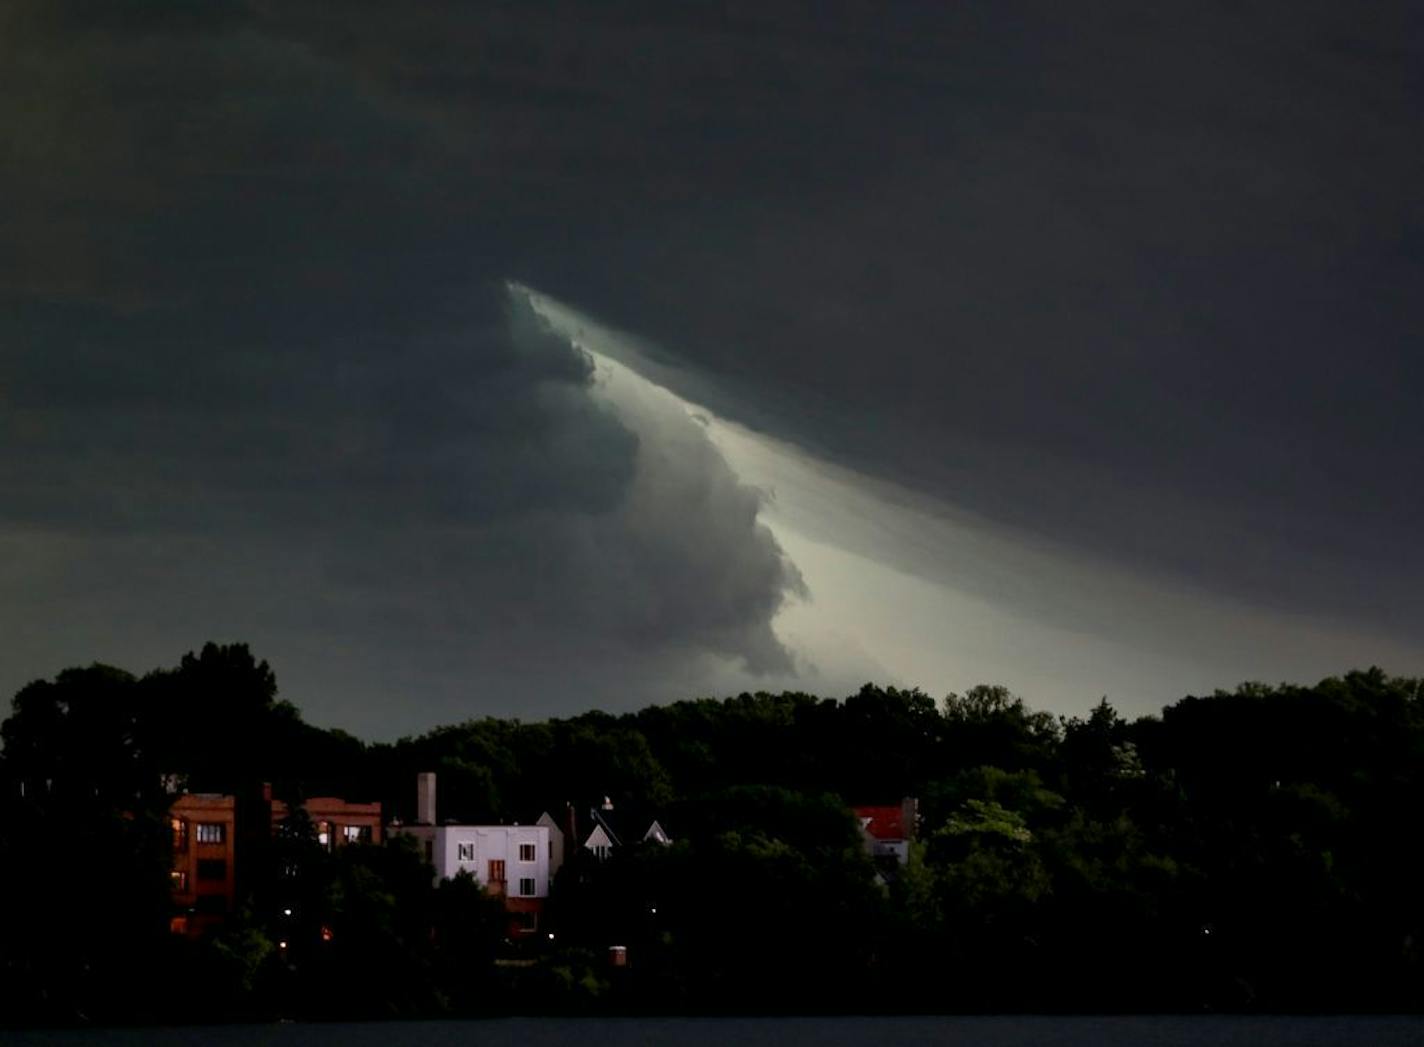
8;1016;1424;1047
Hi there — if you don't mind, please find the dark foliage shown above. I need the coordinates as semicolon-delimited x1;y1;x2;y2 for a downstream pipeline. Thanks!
2;646;1423;1022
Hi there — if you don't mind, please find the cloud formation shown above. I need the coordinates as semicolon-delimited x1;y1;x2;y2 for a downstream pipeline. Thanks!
3;2;1421;732
0;4;807;734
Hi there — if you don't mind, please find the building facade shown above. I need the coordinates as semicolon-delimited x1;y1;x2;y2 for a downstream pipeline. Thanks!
169;792;237;936
271;793;383;848
389;772;553;934
853;797;919;866
169;785;382;936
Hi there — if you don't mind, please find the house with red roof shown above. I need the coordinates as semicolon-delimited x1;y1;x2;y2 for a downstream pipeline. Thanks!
852;797;918;866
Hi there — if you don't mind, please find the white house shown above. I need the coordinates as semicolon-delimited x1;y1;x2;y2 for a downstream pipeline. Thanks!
389;772;554;933
413;822;552;898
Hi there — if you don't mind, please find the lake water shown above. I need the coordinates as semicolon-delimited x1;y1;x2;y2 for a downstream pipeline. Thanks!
7;1016;1424;1047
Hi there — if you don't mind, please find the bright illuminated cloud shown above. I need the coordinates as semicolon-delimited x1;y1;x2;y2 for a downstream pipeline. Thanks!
522;284;1424;719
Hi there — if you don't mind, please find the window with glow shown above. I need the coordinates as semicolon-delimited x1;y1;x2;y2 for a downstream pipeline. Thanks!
458;842;475;862
195;823;225;844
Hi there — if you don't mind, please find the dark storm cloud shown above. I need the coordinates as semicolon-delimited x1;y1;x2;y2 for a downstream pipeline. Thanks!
338;0;1422;640
3;1;1421;731
0;1;805;734
228;1;1424;639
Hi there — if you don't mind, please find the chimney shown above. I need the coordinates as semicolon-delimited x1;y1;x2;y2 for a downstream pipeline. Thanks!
417;772;437;825
901;796;919;842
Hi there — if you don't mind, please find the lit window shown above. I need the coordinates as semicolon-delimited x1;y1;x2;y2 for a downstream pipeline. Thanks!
519;843;536;862
195;823;225;844
316;821;331;848
518;877;536;896
458;842;475;862
342;825;371;844
488;859;506;883
171;818;189;852
170;870;189;892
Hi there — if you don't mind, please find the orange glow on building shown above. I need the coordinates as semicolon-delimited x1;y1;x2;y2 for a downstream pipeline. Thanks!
270;795;383;848
169;793;237;936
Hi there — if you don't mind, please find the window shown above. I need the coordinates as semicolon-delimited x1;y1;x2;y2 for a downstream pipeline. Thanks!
518;877;536;896
196;858;227;882
195;823;225;844
593;844;610;861
316;821;331;848
342;825;371;844
488;859;506;883
458;842;475;862
170;870;189;892
171;818;189;852
518;843;536;862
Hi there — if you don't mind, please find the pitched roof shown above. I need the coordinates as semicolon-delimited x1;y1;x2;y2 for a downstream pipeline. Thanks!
587;805;623;848
853;805;906;841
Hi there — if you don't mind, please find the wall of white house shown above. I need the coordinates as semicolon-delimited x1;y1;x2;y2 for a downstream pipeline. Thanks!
389;823;552;897
536;811;565;879
439;825;551;897
869;838;910;864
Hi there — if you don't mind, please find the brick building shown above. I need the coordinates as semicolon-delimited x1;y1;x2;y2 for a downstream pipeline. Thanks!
168;785;381;935
168;792;237;936
270;793;383;848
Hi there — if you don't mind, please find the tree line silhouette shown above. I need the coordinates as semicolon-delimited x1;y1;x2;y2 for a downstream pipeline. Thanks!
2;642;1422;1023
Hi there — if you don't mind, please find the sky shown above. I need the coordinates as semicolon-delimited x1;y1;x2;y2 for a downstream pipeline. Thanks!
2;1;1421;738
